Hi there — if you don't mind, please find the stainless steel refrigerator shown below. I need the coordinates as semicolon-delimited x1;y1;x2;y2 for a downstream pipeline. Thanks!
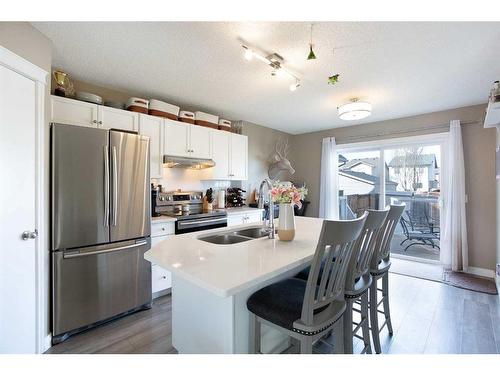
51;123;152;344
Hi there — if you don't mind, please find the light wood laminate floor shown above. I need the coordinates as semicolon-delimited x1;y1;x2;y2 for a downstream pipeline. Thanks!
45;273;500;354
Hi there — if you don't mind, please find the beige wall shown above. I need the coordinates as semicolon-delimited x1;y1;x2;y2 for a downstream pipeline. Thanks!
291;104;497;271
239;121;293;201
0;22;52;72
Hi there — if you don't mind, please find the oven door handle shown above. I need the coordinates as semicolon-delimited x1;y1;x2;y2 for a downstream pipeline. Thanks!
177;217;227;227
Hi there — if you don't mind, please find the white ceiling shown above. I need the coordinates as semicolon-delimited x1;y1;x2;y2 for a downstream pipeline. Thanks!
32;22;500;135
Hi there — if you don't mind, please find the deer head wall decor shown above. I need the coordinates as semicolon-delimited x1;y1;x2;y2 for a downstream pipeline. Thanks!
268;138;295;180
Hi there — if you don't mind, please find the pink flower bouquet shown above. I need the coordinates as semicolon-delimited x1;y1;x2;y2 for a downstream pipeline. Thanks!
270;184;308;208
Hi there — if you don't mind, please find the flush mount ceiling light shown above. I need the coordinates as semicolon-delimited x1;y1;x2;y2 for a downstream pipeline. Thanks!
338;98;372;120
242;45;301;91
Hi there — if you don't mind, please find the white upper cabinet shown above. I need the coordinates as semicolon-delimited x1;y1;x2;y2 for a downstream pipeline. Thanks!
139;114;164;179
164;119;211;159
51;96;248;181
164;119;190;157
98;106;138;131
205;131;248;181
210;130;230;179
51;96;98;127
189;125;211;159
229;133;248;180
51;95;137;131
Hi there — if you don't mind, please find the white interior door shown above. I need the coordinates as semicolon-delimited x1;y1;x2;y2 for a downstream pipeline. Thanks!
0;64;38;353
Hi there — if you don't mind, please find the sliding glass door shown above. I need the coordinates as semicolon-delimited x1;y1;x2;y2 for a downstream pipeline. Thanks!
336;134;445;263
384;145;441;262
338;150;381;220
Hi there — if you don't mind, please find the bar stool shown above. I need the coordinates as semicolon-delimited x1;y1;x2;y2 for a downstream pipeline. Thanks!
368;203;405;354
246;213;367;354
343;209;388;354
296;209;389;354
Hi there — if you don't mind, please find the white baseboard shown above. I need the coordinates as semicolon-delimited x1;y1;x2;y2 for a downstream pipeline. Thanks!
43;334;52;353
466;266;496;278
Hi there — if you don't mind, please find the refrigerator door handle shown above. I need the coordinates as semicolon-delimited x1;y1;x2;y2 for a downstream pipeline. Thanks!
104;145;110;226
112;146;118;226
63;240;148;259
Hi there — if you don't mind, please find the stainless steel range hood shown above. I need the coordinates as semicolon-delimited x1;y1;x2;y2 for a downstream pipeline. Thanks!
163;155;216;170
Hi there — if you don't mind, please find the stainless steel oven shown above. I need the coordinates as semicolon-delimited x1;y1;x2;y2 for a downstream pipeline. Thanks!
153;190;227;234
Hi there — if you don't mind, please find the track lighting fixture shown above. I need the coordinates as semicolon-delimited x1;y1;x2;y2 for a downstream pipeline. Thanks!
242;45;301;91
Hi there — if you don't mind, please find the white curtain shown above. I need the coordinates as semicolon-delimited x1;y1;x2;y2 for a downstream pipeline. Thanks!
441;120;468;271
319;137;339;219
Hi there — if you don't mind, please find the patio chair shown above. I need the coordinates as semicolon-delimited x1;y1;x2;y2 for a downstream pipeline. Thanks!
399;216;440;251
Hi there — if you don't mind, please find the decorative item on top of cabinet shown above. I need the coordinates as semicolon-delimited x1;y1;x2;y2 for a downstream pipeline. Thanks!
126;97;149;114
218;119;232;132
195;111;219;129
149;99;179;120
179;111;195;124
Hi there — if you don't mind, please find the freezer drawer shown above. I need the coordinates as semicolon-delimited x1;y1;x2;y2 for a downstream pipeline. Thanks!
52;238;152;340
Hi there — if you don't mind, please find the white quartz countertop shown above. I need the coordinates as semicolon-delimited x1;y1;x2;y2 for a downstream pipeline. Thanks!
223;207;264;215
151;216;177;223
144;216;323;297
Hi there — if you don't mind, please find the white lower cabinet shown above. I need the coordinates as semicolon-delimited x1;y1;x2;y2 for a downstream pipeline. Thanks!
227;211;263;226
152;264;172;294
151;222;175;296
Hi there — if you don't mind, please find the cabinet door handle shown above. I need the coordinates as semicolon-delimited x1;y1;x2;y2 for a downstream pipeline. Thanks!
98;120;103;125
92;120;97;124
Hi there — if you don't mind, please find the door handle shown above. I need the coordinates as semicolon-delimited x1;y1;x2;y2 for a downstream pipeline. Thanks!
21;229;38;241
63;240;148;258
104;145;110;226
112;146;118;226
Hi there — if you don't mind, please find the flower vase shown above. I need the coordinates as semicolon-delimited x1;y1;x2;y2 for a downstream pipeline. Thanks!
278;203;295;241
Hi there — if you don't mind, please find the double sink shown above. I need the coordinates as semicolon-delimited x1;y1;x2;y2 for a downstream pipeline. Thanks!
198;227;271;245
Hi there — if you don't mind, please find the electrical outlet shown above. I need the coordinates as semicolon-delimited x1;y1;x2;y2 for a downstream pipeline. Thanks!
497;264;500;277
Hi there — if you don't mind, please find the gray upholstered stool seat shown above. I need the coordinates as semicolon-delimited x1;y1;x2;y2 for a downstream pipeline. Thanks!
247;278;345;333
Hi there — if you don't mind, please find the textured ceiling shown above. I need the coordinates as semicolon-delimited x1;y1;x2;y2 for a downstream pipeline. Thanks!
33;22;500;134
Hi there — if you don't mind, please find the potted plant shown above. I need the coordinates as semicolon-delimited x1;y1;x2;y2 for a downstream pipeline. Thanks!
271;183;308;241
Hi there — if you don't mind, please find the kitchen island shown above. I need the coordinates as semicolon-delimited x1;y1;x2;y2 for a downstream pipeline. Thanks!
144;216;323;354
